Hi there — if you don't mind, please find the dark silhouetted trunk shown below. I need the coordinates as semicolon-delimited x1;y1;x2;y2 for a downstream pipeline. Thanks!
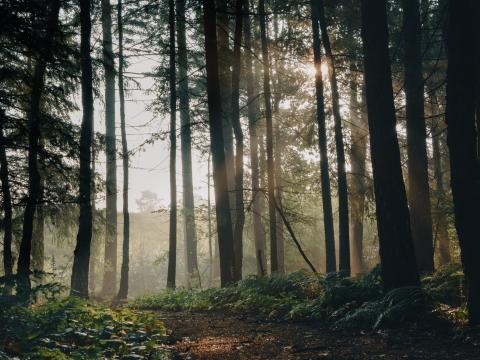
317;0;350;275
177;0;199;287
18;0;60;283
231;0;245;282
203;0;235;286
258;0;278;273
167;0;177;289
445;0;480;326
0;118;13;277
310;0;336;273
101;0;118;297
403;0;434;273
245;4;266;276
361;0;419;290
117;0;130;300
348;76;367;276
207;153;214;284
71;0;94;298
32;189;44;272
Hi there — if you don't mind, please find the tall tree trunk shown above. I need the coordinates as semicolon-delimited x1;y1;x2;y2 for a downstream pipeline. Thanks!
245;3;266;276
18;0;60;284
360;0;419;290
317;0;350;274
167;0;177;289
445;0;480;326
216;0;236;232
403;0;434;273
231;0;245;282
348;76;367;276
89;120;96;295
203;0;235;286
258;0;278;273
117;0;130;300
101;0;118;297
0;118;13;277
310;0;336;273
207;152;214;284
32;190;44;272
177;0;199;287
71;0;94;298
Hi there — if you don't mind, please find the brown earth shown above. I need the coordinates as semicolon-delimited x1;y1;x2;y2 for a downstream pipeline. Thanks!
157;310;480;359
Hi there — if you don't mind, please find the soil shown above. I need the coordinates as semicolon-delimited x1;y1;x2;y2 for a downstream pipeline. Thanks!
157;310;480;360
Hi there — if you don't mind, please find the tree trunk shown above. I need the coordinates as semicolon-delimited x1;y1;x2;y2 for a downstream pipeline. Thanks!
71;0;94;298
101;0;118;297
203;0;235;286
445;0;480;326
0;118;13;277
245;3;267;276
116;0;130;300
207;152;214;284
317;0;350;275
18;0;60;285
167;0;177;289
258;0;278;274
177;0;199;287
403;0;434;273
348;76;367;276
360;0;419;290
310;0;336;273
231;0;245;282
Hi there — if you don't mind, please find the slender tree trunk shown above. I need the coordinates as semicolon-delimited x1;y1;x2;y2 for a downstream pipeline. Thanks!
360;0;419;290
89;120;96;295
71;0;94;298
167;0;177;289
348;76;367;276
207;152;214;284
310;0;336;273
203;0;235;286
117;0;130;300
231;0;245;282
0;118;13;277
445;0;480;326
245;4;266;276
18;0;60;285
403;0;434;273
32;189;44;272
177;0;199;287
317;0;350;274
101;0;118;297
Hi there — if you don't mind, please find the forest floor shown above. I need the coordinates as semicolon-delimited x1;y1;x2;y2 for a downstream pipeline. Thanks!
159;310;480;360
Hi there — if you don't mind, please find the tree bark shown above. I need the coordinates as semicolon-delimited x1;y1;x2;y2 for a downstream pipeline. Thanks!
245;3;267;276
258;0;278;273
0;117;13;277
445;0;480;325
167;0;177;289
71;0;94;298
360;0;419;290
403;0;434;273
116;0;130;300
101;0;118;297
18;0;60;284
310;0;336;273
203;0;235;286
177;0;199;287
317;0;350;275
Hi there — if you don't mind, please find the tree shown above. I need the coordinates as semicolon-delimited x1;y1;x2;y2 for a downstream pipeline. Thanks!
18;0;61;284
0;115;13;278
403;0;434;273
101;0;118;297
310;0;336;273
202;0;235;286
71;0;95;298
444;0;480;326
177;0;199;286
167;0;177;289
360;0;419;290
117;0;130;300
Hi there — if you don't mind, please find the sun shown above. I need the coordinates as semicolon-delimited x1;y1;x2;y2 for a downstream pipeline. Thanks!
303;61;330;78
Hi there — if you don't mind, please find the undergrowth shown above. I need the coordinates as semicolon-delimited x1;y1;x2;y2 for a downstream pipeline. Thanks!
132;264;465;331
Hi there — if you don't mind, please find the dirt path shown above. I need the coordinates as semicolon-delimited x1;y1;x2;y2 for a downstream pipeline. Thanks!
157;311;480;359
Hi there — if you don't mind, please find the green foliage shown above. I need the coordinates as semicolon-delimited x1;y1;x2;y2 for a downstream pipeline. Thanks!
133;266;465;331
0;297;171;359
